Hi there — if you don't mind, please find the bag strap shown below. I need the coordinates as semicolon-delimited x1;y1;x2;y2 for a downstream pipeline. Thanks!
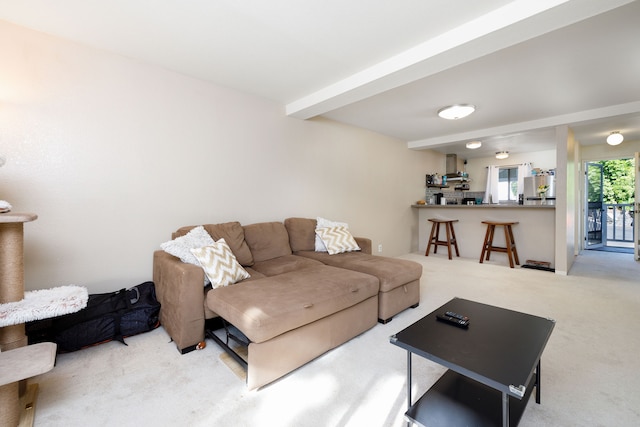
111;287;136;345
129;286;140;304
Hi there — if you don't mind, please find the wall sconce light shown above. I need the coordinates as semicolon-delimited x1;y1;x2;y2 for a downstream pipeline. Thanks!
606;131;623;146
466;141;482;149
495;151;509;160
437;104;476;120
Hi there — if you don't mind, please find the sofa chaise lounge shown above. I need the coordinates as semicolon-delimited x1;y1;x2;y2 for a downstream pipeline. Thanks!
153;218;422;389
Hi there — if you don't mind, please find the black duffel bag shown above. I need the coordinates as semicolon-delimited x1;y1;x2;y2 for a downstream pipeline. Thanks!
27;281;161;352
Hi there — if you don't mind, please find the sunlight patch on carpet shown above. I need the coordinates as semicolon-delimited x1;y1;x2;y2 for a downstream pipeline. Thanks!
219;346;247;381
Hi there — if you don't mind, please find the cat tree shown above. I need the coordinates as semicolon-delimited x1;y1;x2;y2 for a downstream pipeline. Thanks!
0;212;49;427
0;212;87;427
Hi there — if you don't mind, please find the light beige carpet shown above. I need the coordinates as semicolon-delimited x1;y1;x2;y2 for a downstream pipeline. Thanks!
29;250;640;426
219;345;248;381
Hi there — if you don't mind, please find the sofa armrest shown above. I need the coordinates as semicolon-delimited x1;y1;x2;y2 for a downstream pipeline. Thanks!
153;250;206;353
355;237;372;255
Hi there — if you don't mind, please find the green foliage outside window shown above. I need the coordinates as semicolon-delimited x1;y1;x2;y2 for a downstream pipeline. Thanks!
598;159;635;204
586;163;602;203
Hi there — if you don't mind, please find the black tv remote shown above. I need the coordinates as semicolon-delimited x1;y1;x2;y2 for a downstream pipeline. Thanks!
445;311;469;321
437;313;470;328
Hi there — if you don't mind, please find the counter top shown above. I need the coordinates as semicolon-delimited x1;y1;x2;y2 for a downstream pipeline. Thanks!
412;204;555;209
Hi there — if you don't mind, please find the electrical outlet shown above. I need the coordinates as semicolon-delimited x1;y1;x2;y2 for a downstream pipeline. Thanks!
377;244;383;253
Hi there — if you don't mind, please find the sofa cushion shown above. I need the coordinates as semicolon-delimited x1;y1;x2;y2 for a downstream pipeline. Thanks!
251;254;323;277
243;222;292;263
203;267;268;319
203;222;254;267
206;265;379;343
284;217;316;252
315;226;361;255
295;251;422;293
173;222;254;267
190;239;250;289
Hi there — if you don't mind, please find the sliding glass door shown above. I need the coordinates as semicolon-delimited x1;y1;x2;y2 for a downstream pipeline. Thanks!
635;152;639;261
585;162;604;249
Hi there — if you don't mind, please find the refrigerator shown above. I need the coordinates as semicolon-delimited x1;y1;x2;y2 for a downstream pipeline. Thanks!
524;175;555;202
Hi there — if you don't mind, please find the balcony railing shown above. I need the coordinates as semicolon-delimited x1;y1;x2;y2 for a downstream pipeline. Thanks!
605;203;634;245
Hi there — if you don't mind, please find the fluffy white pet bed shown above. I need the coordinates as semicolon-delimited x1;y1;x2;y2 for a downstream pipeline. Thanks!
0;285;88;327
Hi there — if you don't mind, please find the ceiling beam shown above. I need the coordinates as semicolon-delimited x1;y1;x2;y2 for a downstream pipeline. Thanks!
286;0;634;120
407;101;640;150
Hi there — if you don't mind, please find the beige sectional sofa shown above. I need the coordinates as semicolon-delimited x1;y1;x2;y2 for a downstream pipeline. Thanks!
152;218;422;389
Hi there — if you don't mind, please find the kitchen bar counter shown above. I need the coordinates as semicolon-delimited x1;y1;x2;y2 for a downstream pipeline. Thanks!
413;204;556;268
412;203;555;209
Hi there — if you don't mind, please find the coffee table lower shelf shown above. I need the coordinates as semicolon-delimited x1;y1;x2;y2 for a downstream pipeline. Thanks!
406;369;536;427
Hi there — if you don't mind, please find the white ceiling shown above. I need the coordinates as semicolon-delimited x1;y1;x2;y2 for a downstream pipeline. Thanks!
1;0;639;159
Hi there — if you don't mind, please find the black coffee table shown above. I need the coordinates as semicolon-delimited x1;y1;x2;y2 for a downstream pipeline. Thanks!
390;298;555;427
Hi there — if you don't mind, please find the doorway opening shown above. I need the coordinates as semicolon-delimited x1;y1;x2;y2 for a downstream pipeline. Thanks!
585;158;635;254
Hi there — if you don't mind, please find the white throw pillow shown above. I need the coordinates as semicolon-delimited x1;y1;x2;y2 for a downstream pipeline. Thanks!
315;226;361;255
161;226;216;266
190;239;250;289
315;217;349;252
160;226;216;285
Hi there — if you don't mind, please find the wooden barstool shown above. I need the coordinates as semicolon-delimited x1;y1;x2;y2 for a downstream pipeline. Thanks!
425;218;460;260
479;221;520;268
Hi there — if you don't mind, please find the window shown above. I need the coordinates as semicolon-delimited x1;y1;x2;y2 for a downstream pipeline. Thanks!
498;167;518;202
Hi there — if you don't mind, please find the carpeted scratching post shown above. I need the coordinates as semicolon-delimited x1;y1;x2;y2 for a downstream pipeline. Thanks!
0;213;35;427
0;212;89;427
0;219;31;349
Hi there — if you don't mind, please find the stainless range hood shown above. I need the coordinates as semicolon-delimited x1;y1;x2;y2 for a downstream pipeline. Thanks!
445;154;466;178
445;154;469;188
446;154;458;175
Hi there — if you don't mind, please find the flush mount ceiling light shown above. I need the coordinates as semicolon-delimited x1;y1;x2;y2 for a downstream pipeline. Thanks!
606;131;624;146
495;151;509;160
437;104;476;120
466;141;482;149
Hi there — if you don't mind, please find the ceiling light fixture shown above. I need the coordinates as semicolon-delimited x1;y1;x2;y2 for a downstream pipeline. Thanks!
466;141;482;149
606;131;624;146
495;151;509;160
437;104;476;120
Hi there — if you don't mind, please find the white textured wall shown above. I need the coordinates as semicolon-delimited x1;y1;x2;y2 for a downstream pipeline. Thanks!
0;21;439;292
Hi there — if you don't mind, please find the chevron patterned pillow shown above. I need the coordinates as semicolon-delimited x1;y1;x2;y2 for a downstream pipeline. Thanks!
315;217;349;252
190;238;250;288
315;226;361;255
